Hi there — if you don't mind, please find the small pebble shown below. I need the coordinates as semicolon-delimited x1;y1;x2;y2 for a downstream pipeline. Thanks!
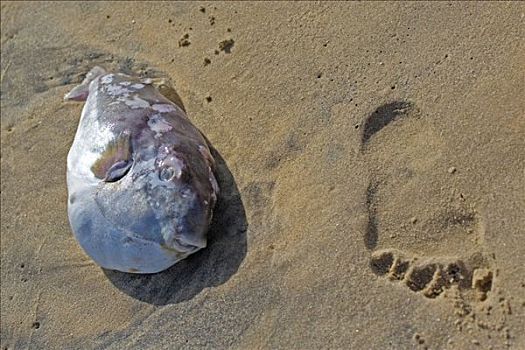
448;166;457;174
218;39;235;53
410;217;417;224
179;34;191;47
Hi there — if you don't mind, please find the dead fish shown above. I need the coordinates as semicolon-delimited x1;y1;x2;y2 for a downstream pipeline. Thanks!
65;66;219;274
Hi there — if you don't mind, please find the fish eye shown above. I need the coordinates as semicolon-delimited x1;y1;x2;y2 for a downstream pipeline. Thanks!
104;160;132;183
159;167;175;181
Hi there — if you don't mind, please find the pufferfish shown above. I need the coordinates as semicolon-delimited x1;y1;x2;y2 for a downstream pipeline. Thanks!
65;66;219;274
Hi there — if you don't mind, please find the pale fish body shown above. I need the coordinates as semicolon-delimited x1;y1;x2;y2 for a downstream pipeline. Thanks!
65;67;219;274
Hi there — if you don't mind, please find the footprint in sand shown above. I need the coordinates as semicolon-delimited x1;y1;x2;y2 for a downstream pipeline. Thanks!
370;248;493;301
360;101;495;302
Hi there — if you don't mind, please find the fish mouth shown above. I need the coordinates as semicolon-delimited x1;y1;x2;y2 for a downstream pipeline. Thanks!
169;236;202;254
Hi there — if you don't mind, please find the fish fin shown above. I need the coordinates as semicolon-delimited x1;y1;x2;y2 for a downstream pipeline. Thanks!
146;78;186;112
91;133;132;181
158;83;186;112
64;66;107;102
199;142;219;197
198;143;216;170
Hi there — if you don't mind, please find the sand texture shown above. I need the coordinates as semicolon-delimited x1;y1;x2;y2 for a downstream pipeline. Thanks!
1;2;524;349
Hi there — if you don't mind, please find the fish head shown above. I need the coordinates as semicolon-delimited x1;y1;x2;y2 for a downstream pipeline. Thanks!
83;133;216;261
143;143;215;254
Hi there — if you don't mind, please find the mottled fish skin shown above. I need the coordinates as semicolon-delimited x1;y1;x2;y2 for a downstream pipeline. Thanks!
66;67;219;274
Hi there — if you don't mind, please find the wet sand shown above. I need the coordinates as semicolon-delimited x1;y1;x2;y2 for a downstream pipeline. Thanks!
1;2;524;349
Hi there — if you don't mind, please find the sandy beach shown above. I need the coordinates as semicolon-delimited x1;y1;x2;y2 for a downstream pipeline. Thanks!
1;2;524;349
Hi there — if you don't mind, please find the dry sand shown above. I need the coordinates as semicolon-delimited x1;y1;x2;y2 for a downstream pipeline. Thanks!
1;2;524;349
